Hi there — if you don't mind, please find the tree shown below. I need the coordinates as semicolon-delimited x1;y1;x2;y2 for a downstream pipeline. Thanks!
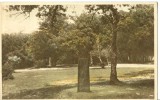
86;5;122;84
76;15;95;92
117;5;154;63
90;27;112;67
26;31;49;66
84;14;111;68
61;13;96;92
36;18;67;67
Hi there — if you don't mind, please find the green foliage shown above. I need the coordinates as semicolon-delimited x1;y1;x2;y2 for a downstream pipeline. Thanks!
2;33;30;65
2;56;20;80
26;31;65;67
3;4;154;68
117;5;154;63
61;13;96;56
27;31;50;60
34;59;48;68
2;61;14;80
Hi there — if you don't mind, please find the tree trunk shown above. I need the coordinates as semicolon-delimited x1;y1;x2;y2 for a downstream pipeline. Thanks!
51;58;57;67
90;53;93;66
97;37;104;68
106;57;109;66
48;57;57;67
98;56;104;68
78;50;90;92
48;57;52;67
98;56;103;64
110;24;119;84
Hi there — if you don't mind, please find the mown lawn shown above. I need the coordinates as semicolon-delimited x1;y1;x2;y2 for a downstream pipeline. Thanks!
2;65;155;99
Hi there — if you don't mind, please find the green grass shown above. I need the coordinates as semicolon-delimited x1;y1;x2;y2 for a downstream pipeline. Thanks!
2;66;154;99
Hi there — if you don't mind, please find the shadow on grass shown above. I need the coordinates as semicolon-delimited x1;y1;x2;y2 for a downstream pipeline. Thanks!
90;67;110;70
128;79;154;87
3;69;154;99
92;92;153;99
56;64;78;68
3;79;154;99
90;67;103;69
91;79;154;87
3;85;76;99
123;69;154;77
91;79;154;99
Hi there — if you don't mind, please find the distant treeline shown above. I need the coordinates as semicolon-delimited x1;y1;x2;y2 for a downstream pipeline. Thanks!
2;31;154;69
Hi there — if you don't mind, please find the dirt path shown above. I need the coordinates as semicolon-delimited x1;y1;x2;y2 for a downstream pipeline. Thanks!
15;64;154;72
116;64;154;67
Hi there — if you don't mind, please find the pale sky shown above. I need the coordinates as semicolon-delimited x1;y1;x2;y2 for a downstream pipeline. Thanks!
1;5;86;34
1;4;130;34
2;9;39;34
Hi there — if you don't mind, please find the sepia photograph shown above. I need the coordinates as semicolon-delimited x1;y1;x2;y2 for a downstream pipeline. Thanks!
0;2;157;99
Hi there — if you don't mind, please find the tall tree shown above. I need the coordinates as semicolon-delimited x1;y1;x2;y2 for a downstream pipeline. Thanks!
61;13;96;92
86;5;122;84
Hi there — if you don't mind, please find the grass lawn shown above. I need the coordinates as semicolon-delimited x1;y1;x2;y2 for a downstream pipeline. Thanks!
2;65;155;99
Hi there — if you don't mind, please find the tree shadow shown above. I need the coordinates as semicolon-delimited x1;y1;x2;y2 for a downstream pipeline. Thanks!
3;84;76;99
90;67;110;70
91;79;154;99
123;69;154;77
126;79;154;87
56;64;78;68
3;79;154;99
90;67;103;69
3;69;154;99
91;78;154;88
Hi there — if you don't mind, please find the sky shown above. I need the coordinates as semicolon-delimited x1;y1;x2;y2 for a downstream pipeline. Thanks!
1;9;39;34
1;4;132;34
1;5;86;34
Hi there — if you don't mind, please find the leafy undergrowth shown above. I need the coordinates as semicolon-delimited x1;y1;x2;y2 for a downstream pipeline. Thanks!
2;67;154;99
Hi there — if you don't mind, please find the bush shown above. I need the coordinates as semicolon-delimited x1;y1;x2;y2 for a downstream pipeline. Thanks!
15;56;34;69
34;60;47;68
6;51;34;69
2;61;15;80
2;55;21;80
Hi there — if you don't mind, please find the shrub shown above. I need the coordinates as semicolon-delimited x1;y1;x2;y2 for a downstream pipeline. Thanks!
2;55;21;80
34;60;47;68
2;61;15;80
15;56;34;69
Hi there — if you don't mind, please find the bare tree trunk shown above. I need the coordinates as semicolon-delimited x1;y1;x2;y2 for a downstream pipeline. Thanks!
51;58;57;67
106;57;109;66
98;56;104;68
98;56;103;64
48;57;52;67
110;24;119;84
97;37;104;68
90;53;93;66
78;50;90;92
48;57;57;67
